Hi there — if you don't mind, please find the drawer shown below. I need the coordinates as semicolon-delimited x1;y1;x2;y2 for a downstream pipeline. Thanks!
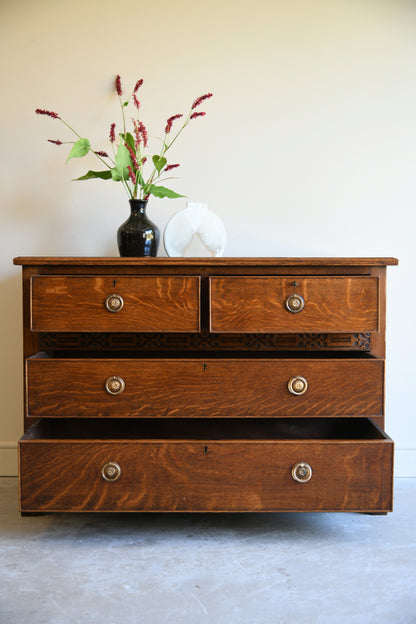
19;418;393;512
30;275;200;332
210;276;379;333
26;356;384;418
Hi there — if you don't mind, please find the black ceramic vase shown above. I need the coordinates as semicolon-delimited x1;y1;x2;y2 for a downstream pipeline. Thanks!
117;199;160;257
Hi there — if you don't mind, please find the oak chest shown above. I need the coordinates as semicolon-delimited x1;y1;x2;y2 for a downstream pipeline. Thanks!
14;257;398;514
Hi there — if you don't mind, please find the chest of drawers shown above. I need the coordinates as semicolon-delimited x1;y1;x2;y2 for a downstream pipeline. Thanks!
14;257;397;514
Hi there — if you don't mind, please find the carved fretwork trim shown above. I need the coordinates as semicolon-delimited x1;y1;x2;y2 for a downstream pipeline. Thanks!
38;331;372;352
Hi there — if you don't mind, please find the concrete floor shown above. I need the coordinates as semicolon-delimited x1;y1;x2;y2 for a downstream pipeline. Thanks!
0;478;415;624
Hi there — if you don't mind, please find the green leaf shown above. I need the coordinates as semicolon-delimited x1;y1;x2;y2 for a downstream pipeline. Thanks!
66;138;90;163
152;155;167;174
114;142;132;180
75;170;112;181
111;168;122;181
148;184;186;199
122;132;135;152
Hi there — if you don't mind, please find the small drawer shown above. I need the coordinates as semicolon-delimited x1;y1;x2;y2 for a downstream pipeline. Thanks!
18;418;393;513
26;356;384;419
210;276;379;333
30;275;200;332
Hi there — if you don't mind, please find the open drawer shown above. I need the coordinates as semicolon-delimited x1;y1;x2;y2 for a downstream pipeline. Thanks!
19;418;393;513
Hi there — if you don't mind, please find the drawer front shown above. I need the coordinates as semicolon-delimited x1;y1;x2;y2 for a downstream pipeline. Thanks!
26;358;384;418
19;436;393;512
210;276;379;333
30;275;200;332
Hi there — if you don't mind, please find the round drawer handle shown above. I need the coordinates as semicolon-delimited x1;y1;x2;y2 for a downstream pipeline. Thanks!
288;375;308;396
291;462;312;483
105;294;124;312
285;294;305;313
101;461;121;482
105;376;125;395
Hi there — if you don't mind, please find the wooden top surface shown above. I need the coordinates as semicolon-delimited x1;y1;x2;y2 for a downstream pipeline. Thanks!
13;256;399;267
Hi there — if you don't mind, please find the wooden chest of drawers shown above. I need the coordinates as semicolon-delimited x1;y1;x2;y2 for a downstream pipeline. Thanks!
14;257;398;514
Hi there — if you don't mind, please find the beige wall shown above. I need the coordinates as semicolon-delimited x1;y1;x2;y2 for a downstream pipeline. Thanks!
1;0;415;475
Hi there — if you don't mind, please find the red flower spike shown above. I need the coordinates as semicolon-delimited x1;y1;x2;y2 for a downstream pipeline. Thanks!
109;123;116;143
36;108;60;119
164;163;180;171
190;111;206;120
132;120;140;148
115;75;123;96
127;166;136;185
125;143;139;169
165;114;183;134
95;150;109;158
47;139;62;145
132;118;148;148
139;121;148;147
191;93;213;110
133;79;143;93
133;94;140;110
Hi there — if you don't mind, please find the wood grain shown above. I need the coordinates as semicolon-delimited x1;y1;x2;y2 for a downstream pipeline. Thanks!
30;275;200;332
15;256;397;515
19;432;393;512
14;256;399;267
210;276;379;333
26;357;384;418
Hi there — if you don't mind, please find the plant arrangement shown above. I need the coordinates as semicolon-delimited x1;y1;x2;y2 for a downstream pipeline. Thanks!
36;75;213;201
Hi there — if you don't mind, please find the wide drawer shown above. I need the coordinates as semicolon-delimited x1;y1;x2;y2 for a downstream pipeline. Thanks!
19;418;393;513
210;276;379;333
30;275;200;332
26;356;384;418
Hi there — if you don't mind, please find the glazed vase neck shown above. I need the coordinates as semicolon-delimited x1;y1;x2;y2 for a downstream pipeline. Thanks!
129;199;148;214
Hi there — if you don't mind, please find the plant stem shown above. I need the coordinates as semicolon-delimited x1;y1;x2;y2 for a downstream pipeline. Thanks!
143;111;191;191
90;150;114;169
59;118;83;139
119;96;126;135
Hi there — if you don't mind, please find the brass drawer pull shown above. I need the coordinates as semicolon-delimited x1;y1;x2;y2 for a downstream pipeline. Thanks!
291;462;312;483
288;375;308;396
105;294;124;312
101;461;121;482
105;376;125;395
285;294;305;313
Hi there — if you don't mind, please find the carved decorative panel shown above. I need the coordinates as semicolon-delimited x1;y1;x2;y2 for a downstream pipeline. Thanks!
38;331;371;352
